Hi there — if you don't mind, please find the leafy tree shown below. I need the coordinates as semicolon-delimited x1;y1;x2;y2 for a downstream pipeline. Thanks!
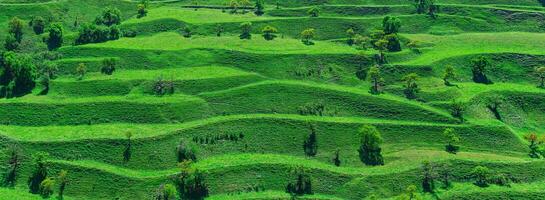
286;166;312;196
239;0;252;13
262;25;278;41
443;66;456;86
181;26;192;38
0;51;37;98
76;63;86;80
535;66;545;88
354;34;370;50
152;75;174;96
4;34;19;51
406;40;421;53
402;73;419;99
308;6;320;17
332;149;341;167
57;170;68;200
101;58;116;75
523;133;544;158
239;22;252;39
96;7;122;26
30;16;46;35
471;166;490;187
436;162;452;189
46;23;63;50
367;65;383;95
397;185;421;200
358;125;384;166
109;25;122;40
124;132;133;162
471;56;492;84
384;34;401;52
177;140;197;162
28;152;49;194
229;0;240;14
176;162;209;200
301;28;315;45
374;39;388;64
421;161;436;193
137;0;149;18
2;145;21;187
255;0;265;16
215;24;224;37
156;183;177;200
443;128;460;154
346;28;356;45
303;125;318;157
382;16;401;34
39;178;55;198
451;100;465;123
427;0;439;19
413;0;429;14
75;23;120;45
9;17;24;43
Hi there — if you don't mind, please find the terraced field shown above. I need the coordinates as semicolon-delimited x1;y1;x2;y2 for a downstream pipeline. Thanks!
1;0;545;199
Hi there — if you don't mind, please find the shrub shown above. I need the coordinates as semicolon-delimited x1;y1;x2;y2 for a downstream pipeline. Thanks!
155;183;177;200
303;125;318;156
123;132;133;162
137;1;149;18
523;133;544;158
358;125;384;166
254;0;265;16
177;140;197;162
46;23;63;50
4;34;19;51
307;6;320;17
332;149;341;167
181;26;192;38
286;166;312;196
297;102;325;116
471;56;492;84
384;34;401;52
262;25;278;40
29;16;46;35
346;28;356;45
490;173;511;187
451;100;465;122
95;7;122;26
2;145;21;187
101;58;116;75
0;51;37;98
177;163;209;200
421;161;436;193
8;17;24;42
239;22;252;39
471;166;490;187
443;66;456;86
301;28;315;45
382;16;401;34
535;66;545;88
402;73;419;99
76;63;86;80
443;128;460;154
39;178;55;198
367;65;383;95
28;152;49;194
151;76;174;96
58;170;68;199
123;29;137;38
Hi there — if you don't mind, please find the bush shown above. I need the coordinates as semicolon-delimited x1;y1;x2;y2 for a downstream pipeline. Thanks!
0;52;37;98
177;163;209;200
239;22;252;39
358;125;384;166
95;7;121;26
332;149;341;167
402;73;419;99
177;140;197;162
286;166;312;196
76;63;86;80
471;166;490;187
307;7;320;17
28;152;49;194
75;24;122;45
301;28;315;45
151;76;174;96
29;16;46;35
101;58;116;75
39;178;55;198
123;29;137;38
262;25;278;41
46;23;63;50
471;56;492;84
303;125;318;156
443;128;460;154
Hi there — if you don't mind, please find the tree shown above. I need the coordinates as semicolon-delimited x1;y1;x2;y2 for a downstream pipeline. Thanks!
96;7;122;26
181;26;192;38
229;0;240;14
156;183;177;200
286;166;312;196
443;66;456;86
39;178;55;198
262;25;278;40
301;28;315;45
436;162;452;189
9;17;24;43
346;28;356;45
239;22;252;39
137;0;149;18
101;58;116;75
443;128;460;154
30;16;46;35
308;6;320;17
303;125;318;157
255;0;265;16
402;73;419;99
4;34;19;51
57;170;68;200
0;51;37;98
382;16;401;34
367;65;383;95
413;0;430;14
46;23;63;50
332;149;341;167
2;145;21;187
124;132;133;162
177;140;197;162
471;56;492;84
28;152;49;194
397;185;421;200
215;24;224;37
427;0;439;19
451;100;465;123
354;34;370;50
358;125;384;166
523;133;544;158
535;67;545;88
176;162;209;200
239;0;252;13
384;34;401;52
471;166;490;187
421;161;436;193
76;63;86;80
374;39;388;64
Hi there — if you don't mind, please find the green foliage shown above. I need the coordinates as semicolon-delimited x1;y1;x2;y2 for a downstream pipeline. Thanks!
181;26;192;38
2;145;21;187
262;25;278;41
75;63;86;80
450;100;465;123
535;66;545;88
382;16;401;35
57;170;68;199
443;128;460;154
96;7;122;27
472;166;490;187
421;161;435;193
28;152;49;194
239;22;252;39
75;23;122;45
303;125;318;157
523;133;544;159
123;131;133;163
346;28;356;45
471;56;493;84
396;185;421;200
286;166;312;196
156;183;177;200
374;39;388;64
308;6;320;17
443;66;456;86
101;58;116;75
46;23;63;50
332;149;341;167
254;0;265;16
384;34;401;52
367;65;383;95
177;140;197;162
39;178;55;198
402;73;419;99
29;16;46;35
137;1;149;19
301;28;315;45
4;34;19;51
151;76;175;96
0;51;37;98
358;125;384;166
176;163;209;200
8;17;24;43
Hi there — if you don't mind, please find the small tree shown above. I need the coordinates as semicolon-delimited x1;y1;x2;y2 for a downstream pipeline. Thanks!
332;149;341;167
471;166;490;187
30;16;46;35
301;28;315;45
177;140;197;162
2;145;21;187
402;73;419;99
346;28;356;45
535;66;545;88
39;177;55;198
239;22;252;39
398;185;421;200
46;23;63;50
358;125;384;166
382;16;401;35
308;7;320;17
101;58;116;75
96;7;122;26
9;17;24;42
76;63;86;80
177;162;209;200
437;162;452;189
255;0;265;16
229;0;239;14
152;76;174;96
443;128;460;154
137;0;149;18
427;0;439;19
384;34;401;52
413;0;429;14
239;0;252;13
354;34;370;50
367;65;383;95
215;24;224;37
443;66;456;86
181;26;192;38
451;100;465;123
4;33;19;51
471;56;492;84
124;132;133;162
303;125;318;157
374;39;388;64
286;166;312;196
28;152;49;194
262;25;278;41
523;133;544;158
421;161;436;193
57;170;68;200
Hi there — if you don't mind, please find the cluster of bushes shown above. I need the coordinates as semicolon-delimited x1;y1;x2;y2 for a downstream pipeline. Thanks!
191;133;245;145
285;166;312;196
75;8;122;45
224;0;265;16
297;102;325;116
150;76;174;96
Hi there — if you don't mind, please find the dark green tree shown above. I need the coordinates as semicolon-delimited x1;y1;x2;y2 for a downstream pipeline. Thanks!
123;132;133;162
177;140;197;162
523;133;544;158
301;28;315;45
46;23;63;50
101;58;116;75
96;7;122;26
239;22;252;39
2;145;21;187
402;73;419;99
382;16;401;34
367;65;383;95
286;166;312;196
303;125;318;157
255;0;265;16
4;34;19;51
137;0;149;18
443;65;456;86
262;25;278;41
176;162;209;200
471;166;490;187
443;128;460;154
471;56;492;84
421;161;436;193
39;178;55;198
535;66;545;88
0;51;37;98
28;152;49;194
358;125;384;166
8;17;24;43
308;6;320;17
30;16;46;35
57;170;68;200
332;149;341;167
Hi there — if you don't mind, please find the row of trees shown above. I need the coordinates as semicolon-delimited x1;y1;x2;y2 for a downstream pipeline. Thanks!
5;17;63;51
